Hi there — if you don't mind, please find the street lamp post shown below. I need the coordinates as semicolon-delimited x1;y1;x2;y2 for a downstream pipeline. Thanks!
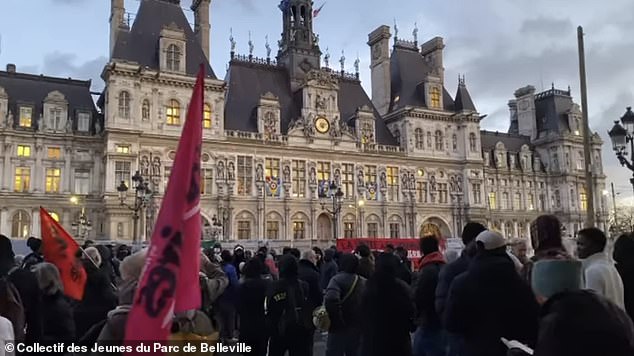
70;196;92;241
117;171;153;246
320;181;344;241
609;107;634;195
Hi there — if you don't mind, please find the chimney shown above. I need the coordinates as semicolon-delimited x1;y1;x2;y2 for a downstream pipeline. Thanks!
368;25;392;116
110;0;125;58
420;37;445;85
6;64;16;73
191;0;212;61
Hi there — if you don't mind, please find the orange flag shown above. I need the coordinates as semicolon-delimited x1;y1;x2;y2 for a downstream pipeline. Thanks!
40;207;87;300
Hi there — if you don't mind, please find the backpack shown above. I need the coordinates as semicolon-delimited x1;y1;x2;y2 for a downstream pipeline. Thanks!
277;283;308;336
313;275;359;332
170;311;219;356
0;270;25;342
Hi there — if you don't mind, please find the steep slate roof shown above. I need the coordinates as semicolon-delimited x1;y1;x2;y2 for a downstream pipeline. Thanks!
111;0;215;78
389;45;455;112
0;70;99;131
534;88;573;134
224;60;397;146
454;83;477;112
480;130;531;151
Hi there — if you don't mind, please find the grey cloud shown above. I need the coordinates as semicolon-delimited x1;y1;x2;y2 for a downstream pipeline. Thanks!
41;52;107;91
520;18;574;37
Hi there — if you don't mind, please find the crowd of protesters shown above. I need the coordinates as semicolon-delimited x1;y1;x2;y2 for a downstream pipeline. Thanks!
1;214;634;356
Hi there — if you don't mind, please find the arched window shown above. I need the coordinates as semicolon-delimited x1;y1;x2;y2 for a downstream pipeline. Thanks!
11;210;30;238
166;99;180;126
427;132;432;149
394;129;401;146
118;91;130;119
430;87;441;108
166;44;181;71
434;130;444;151
203;103;212;129
469;133;477;152
142;99;150;121
452;134;458;151
415;128;424;149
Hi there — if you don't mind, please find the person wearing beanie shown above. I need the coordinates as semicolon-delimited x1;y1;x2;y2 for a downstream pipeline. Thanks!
522;215;572;283
413;237;447;356
265;255;311;356
355;244;374;279
507;259;634;356
32;263;75;342
613;233;634;321
0;234;42;343
21;236;43;270
444;230;540;356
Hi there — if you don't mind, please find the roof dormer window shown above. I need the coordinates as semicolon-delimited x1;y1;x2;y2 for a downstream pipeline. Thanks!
19;106;32;128
166;44;182;72
430;87;441;109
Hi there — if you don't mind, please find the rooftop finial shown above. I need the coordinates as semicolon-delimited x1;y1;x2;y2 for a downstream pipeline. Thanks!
324;47;330;68
413;22;418;44
459;74;465;86
354;54;360;77
551;82;555;90
394;18;399;40
340;50;346;73
229;28;236;58
265;35;271;60
567;85;571;94
248;31;254;58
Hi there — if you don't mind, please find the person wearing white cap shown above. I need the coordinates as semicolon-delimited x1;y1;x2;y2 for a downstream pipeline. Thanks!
443;230;540;356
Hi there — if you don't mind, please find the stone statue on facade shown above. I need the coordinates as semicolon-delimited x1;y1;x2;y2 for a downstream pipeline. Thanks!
6;110;13;127
413;22;418;43
151;157;161;177
37;114;44;132
248;31;254;57
229;28;236;53
450;176;457;192
141;156;150;177
309;166;317;185
265;35;271;59
256;163;264;182
409;173;416;191
380;172;387;189
227;161;235;180
65;116;73;133
430;175;437;192
357;169;364;189
339;50;345;72
401;173;409;190
217;161;225;180
457;176;463;193
324;48;330;68
95;120;102;134
283;165;291;183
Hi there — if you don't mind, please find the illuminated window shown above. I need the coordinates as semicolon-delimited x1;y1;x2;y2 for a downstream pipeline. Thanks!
45;168;61;193
265;158;280;178
528;194;535;210
365;165;376;184
502;192;510;209
344;222;355;238
237;221;251;240
115;161;131;189
430;87;441;108
118;91;130;119
387;166;399;201
317;161;331;181
19;107;32;128
17;145;31;157
47;147;61;160
14;167;31;192
488;192;497;209
203;103;212;129
514;192;522;210
293;221;306;240
266;221;279;240
201;168;213;195
237;156;253;196
435;130;444;151
78;112;90;132
417;181;428;203
580;187;587;211
115;145;130;154
166;44;182;71
415;128;424;149
292;160;306;198
142;100;150;121
11;210;30;238
166;99;181;125
389;223;400;238
341;163;354;198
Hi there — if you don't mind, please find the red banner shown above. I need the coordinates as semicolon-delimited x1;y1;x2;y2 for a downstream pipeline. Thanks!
40;207;87;300
337;238;449;270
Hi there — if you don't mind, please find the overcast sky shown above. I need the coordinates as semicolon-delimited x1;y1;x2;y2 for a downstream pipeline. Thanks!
2;0;634;201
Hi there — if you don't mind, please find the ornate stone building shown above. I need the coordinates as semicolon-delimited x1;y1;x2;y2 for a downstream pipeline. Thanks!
0;0;607;249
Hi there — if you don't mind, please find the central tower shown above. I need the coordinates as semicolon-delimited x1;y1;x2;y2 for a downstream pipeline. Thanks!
277;0;322;83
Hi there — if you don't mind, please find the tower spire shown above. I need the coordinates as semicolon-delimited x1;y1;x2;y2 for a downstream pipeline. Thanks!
277;0;322;81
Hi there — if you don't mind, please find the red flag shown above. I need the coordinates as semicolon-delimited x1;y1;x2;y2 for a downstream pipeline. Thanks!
40;207;87;300
124;65;205;345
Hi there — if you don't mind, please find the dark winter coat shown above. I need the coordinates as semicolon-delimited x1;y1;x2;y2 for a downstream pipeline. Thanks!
7;267;43;342
360;276;415;356
297;259;323;311
357;256;375;279
324;272;365;332
265;278;310;337
435;252;470;321
414;257;444;329
396;259;413;285
614;236;634;322
444;250;539;356
237;277;269;338
41;291;75;341
74;261;117;341
320;250;338;291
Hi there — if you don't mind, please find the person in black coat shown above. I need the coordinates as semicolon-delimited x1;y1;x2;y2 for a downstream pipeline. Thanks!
395;246;412;285
266;255;311;356
614;233;634;322
360;253;415;356
435;223;486;356
413;237;447;356
355;244;374;279
444;231;539;356
298;249;322;356
237;259;270;356
32;262;75;343
21;236;43;270
320;248;338;291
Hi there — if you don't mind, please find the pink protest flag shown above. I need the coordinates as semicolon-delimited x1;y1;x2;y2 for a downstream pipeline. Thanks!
124;64;205;346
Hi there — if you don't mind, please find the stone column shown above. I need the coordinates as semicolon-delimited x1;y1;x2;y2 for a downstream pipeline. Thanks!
0;208;8;236
284;205;290;241
31;207;40;238
500;221;506;239
1;143;12;191
33;144;43;193
63;146;72;194
513;220;519;239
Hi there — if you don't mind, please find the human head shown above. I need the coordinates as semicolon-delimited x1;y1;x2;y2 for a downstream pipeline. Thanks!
461;222;487;246
420;237;440;256
213;243;222;255
244;250;253;260
510;238;528;259
531;259;582;303
234;245;245;257
120;248;148;282
0;234;15;275
475;230;507;253
324;248;335;262
355;244;371;258
242;258;264;279
384;244;395;254
282;247;291;256
531;215;563;252
302;249;317;265
289;248;301;260
312;247;323;260
338;253;359;273
116;244;131;261
374;252;400;278
26;237;42;254
83;246;102;267
613;233;634;265
577;228;607;259
220;249;233;263
83;240;95;249
278;254;299;280
395;246;408;261
32;262;63;296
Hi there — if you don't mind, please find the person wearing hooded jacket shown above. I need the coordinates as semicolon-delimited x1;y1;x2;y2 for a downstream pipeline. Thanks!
320;248;338;291
444;231;539;356
413;237;447;356
614;233;634;322
32;262;75;343
21;237;43;270
237;259;269;356
355;244;374;279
